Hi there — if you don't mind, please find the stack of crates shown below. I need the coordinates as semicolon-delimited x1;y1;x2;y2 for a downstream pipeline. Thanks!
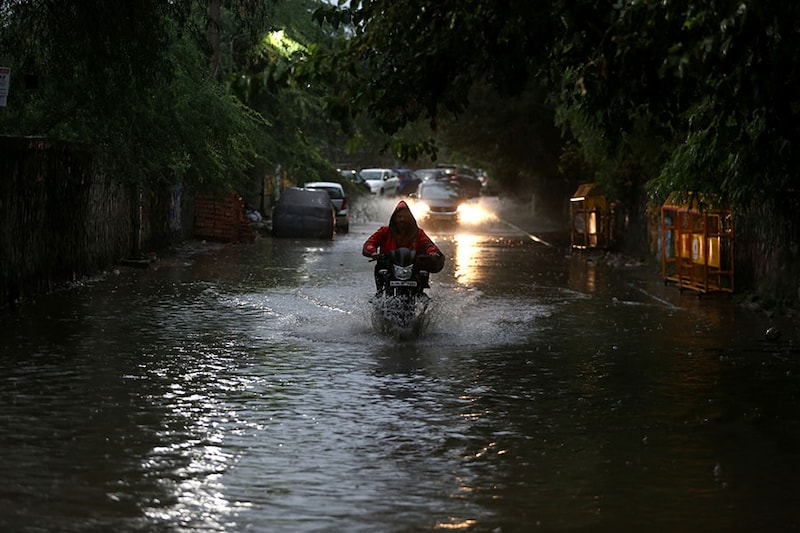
194;193;256;243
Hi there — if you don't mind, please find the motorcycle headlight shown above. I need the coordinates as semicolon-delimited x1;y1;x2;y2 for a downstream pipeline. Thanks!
393;264;414;280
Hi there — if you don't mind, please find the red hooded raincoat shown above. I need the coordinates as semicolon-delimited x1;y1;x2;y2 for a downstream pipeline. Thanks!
362;201;442;264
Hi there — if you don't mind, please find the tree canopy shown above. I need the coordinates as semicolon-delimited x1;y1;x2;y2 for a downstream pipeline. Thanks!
0;0;340;192
3;0;799;212
307;1;800;208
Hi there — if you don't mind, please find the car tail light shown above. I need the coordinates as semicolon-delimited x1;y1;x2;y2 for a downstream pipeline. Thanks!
341;197;347;210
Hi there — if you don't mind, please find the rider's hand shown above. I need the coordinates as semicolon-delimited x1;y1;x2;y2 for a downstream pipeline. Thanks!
371;252;381;259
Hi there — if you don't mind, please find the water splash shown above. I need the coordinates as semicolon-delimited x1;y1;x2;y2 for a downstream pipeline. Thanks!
369;293;432;340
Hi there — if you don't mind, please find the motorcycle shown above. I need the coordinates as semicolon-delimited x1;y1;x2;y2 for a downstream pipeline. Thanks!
369;247;435;338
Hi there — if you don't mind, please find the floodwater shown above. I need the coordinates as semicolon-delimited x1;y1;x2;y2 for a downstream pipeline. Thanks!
1;197;799;532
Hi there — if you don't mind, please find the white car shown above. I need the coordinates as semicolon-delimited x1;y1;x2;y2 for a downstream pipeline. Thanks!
358;168;400;196
304;181;349;233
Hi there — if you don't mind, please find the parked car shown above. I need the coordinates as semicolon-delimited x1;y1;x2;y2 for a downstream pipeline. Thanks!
409;180;464;225
359;168;401;196
415;168;448;182
272;187;335;239
436;163;483;198
393;168;422;195
475;168;489;189
304;181;349;233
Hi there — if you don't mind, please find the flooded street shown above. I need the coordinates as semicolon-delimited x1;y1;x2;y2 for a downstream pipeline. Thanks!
2;198;799;532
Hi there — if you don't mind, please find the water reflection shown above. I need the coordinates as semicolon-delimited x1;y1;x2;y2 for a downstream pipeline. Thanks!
2;230;800;531
567;253;598;293
453;233;483;286
140;372;240;531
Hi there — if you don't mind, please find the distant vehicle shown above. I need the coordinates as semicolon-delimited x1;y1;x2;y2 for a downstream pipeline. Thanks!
435;163;482;198
359;168;401;196
340;169;370;193
475;168;489;189
409;180;464;225
415;168;448;182
272;187;335;239
304;181;349;233
393;168;422;195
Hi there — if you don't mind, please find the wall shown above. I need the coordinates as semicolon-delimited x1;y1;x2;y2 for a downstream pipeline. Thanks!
0;137;192;307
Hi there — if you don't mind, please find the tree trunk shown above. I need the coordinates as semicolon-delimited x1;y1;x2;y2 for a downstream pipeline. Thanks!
207;0;221;79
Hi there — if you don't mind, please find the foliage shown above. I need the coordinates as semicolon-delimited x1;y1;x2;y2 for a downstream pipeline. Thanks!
0;0;185;133
546;1;800;208
4;0;799;218
206;0;275;80
305;1;800;213
307;0;560;171
435;83;561;190
0;0;268;191
221;0;370;182
162;36;268;193
312;0;553;131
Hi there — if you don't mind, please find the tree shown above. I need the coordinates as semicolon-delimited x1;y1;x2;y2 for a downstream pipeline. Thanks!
307;1;800;211
551;1;800;208
222;0;352;184
0;0;267;191
303;0;566;191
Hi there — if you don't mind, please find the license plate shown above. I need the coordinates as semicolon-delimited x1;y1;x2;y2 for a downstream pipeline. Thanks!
390;280;417;287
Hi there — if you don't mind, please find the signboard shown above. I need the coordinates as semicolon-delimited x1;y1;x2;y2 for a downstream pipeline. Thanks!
0;67;10;107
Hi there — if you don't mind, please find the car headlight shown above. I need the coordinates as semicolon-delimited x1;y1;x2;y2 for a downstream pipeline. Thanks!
411;202;430;218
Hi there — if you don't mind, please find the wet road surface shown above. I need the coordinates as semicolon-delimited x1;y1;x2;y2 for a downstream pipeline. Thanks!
1;198;799;532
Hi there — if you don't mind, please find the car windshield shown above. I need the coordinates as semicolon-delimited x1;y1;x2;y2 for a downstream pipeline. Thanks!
416;169;442;180
307;186;343;199
360;170;385;181
420;183;460;199
280;188;331;207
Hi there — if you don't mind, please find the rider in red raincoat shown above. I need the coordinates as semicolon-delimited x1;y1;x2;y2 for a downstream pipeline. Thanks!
363;200;444;291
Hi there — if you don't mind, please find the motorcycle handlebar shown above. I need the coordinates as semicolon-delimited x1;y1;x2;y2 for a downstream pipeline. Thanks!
368;253;438;262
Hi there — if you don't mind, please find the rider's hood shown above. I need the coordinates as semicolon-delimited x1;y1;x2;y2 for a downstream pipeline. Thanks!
388;200;418;236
